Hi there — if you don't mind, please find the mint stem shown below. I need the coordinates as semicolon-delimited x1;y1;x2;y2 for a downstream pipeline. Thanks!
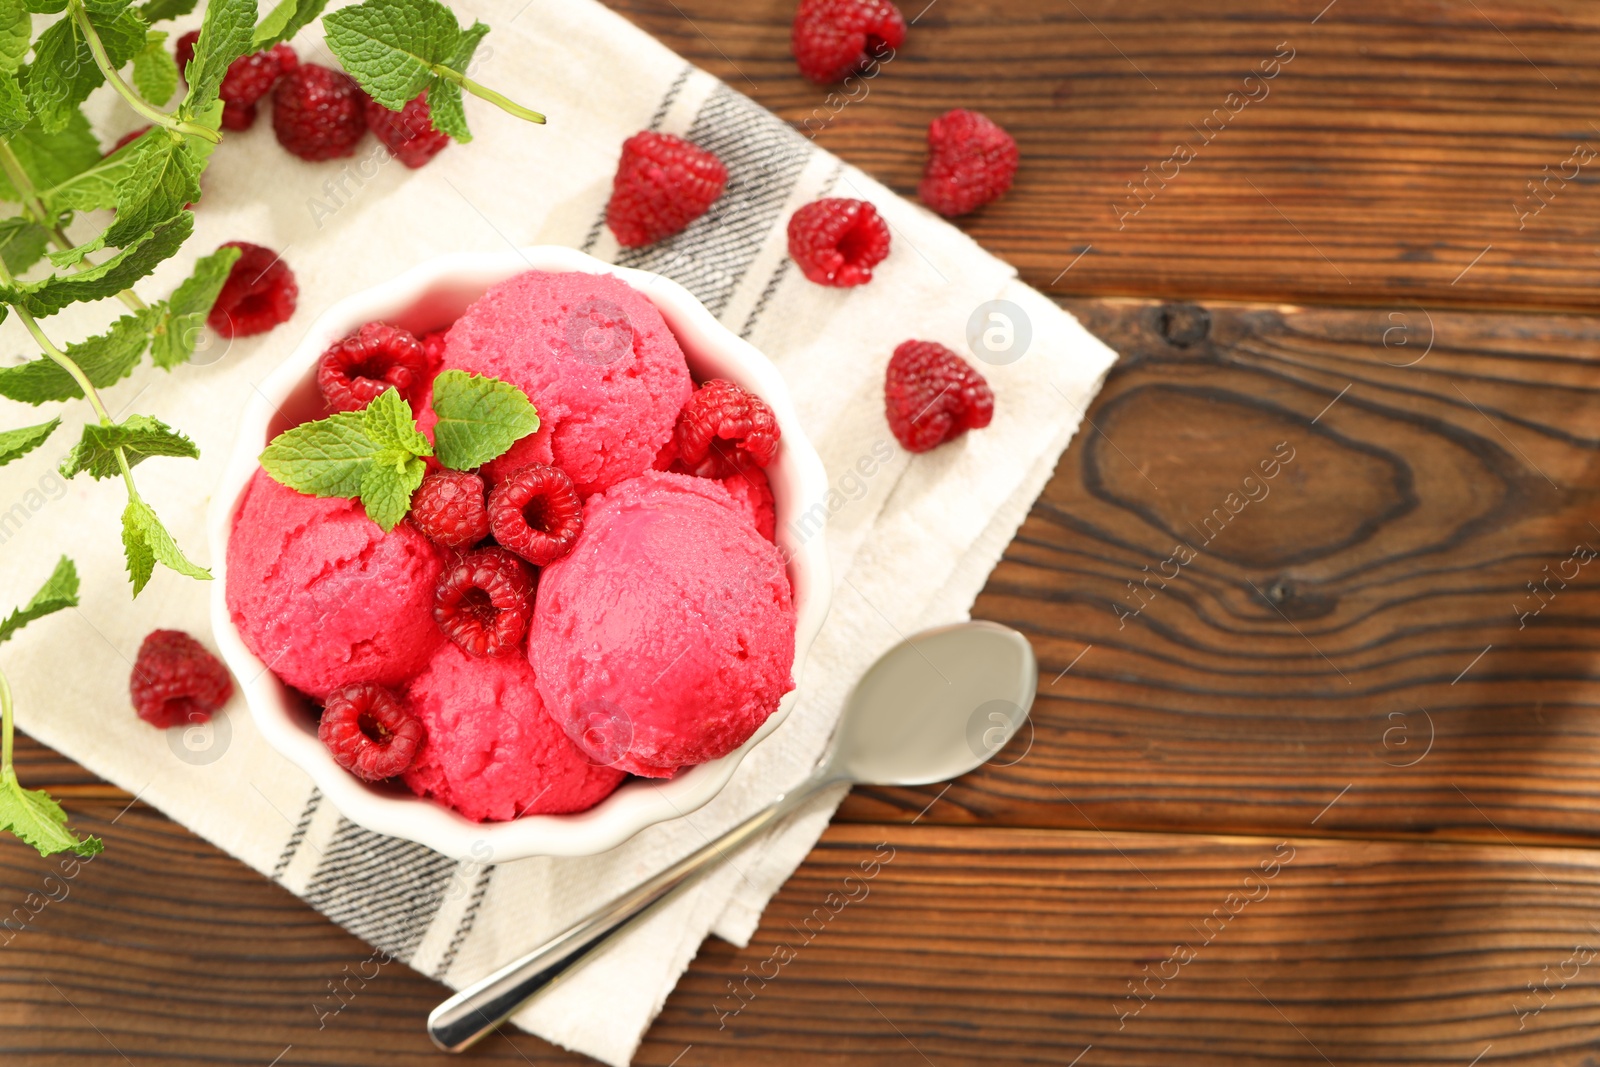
0;665;13;776
69;0;222;145
432;63;546;124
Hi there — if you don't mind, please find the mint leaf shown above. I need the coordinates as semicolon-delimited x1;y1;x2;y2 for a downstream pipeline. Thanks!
23;0;67;11
60;414;198;481
361;386;431;455
0;70;26;135
0;0;30;71
26;7;147;133
180;0;256;114
359;450;424;532
121;495;208;595
139;0;197;21
35;125;142;216
252;0;327;49
149;244;239;368
100;135;200;248
323;0;459;109
0;216;49;273
132;30;178;105
430;369;539;471
0;767;102;857
0;417;58;466
1;212;191;316
0;555;77;643
259;411;378;497
0;310;153;404
0;112;100;207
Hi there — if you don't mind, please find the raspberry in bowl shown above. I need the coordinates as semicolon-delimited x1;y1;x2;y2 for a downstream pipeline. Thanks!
207;247;830;861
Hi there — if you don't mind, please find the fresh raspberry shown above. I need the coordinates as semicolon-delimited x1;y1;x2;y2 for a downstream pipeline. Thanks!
792;0;906;84
365;94;450;169
316;322;429;412
129;630;233;729
787;198;891;287
317;683;424;781
215;43;298;131
675;379;781;478
106;126;149;155
272;64;367;162
208;241;297;338
174;30;198;78
433;547;536;657
884;340;994;452
606;131;728;248
918;108;1019;217
487;464;583;566
410;469;490;548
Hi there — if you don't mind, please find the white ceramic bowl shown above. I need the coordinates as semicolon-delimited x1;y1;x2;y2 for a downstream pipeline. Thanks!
208;246;831;861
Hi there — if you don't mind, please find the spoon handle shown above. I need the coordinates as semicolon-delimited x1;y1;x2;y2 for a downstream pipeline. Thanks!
427;779;824;1052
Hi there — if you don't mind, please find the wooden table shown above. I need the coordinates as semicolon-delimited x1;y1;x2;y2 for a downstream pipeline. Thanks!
8;1;1600;1062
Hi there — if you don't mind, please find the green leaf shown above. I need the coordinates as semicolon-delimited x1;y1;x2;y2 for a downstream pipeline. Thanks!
0;555;77;643
0;767;102;857
132;30;177;105
149;243;239;368
138;0;197;22
59;414;197;481
430;369;540;471
361;386;431;455
25;7;146;133
0;216;49;273
0;71;29;135
358;450;424;531
100;135;199;248
251;0;327;49
323;0;459;110
23;0;66;14
0;310;153;404
0;417;58;466
8;111;112;212
258;411;378;497
121;495;208;595
424;19;485;142
0;0;30;75
0;212;191;317
179;0;256;114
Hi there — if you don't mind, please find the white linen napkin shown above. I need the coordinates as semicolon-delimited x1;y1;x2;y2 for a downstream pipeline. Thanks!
0;0;1117;1062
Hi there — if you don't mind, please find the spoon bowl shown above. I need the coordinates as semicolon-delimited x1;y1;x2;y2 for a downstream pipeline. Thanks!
826;621;1037;788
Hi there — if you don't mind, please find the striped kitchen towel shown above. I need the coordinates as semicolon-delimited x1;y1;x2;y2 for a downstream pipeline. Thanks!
0;0;1117;1063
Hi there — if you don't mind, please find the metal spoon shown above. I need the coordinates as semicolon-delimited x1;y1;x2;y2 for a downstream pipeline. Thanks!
428;620;1037;1052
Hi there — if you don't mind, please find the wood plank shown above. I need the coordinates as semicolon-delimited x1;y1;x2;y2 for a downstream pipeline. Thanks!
601;0;1600;311
837;297;1600;845
8;807;1600;1065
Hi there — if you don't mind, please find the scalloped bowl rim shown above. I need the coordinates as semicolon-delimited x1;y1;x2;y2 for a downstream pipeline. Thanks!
206;246;832;861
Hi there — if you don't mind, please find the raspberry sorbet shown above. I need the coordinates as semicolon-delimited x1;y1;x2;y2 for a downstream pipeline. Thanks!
441;271;693;495
529;471;797;778
226;470;445;699
403;643;625;821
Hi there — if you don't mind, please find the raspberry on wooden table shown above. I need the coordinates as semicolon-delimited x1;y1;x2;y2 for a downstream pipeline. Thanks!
605;131;728;248
674;379;781;478
433;547;537;658
787;197;892;287
365;94;451;169
884;340;994;452
272;64;367;161
487;464;584;566
129;630;233;729
207;242;297;338
410;469;490;548
791;0;906;84
317;683;424;781
316;322;430;412
918;108;1019;217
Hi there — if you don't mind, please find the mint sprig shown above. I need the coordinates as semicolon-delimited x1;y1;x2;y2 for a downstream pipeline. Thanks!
260;373;539;531
0;557;101;858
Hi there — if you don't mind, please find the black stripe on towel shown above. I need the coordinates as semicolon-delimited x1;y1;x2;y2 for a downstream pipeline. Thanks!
433;864;495;981
304;820;458;964
270;787;320;881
